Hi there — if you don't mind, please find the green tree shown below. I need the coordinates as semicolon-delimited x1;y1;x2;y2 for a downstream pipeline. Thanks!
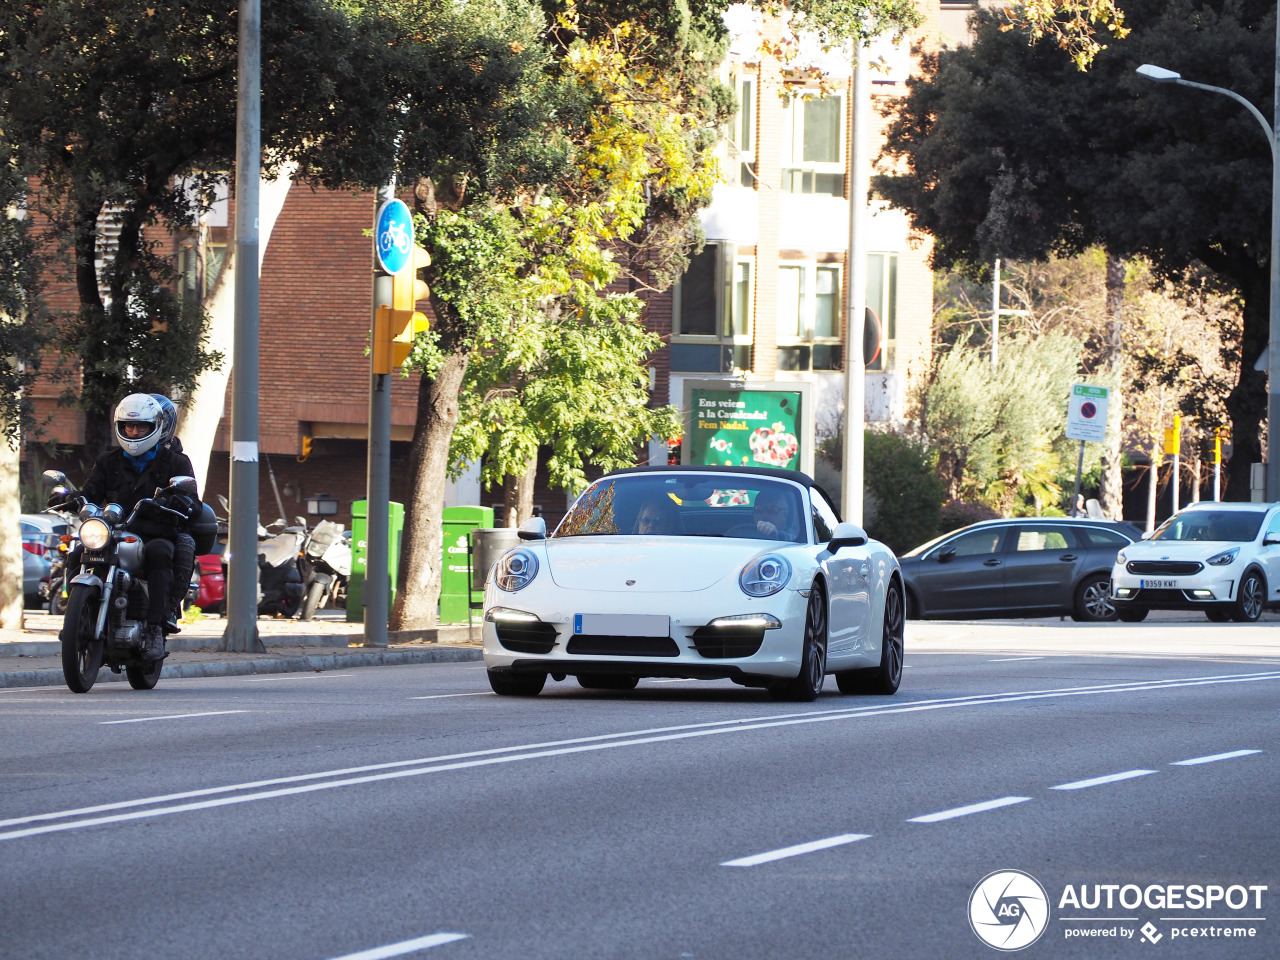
877;0;1275;501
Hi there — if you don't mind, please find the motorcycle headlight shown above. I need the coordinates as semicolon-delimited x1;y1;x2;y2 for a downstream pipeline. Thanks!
1207;547;1240;566
739;555;792;598
79;518;111;551
494;548;539;593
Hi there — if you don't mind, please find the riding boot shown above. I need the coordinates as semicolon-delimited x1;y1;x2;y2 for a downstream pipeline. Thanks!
141;624;166;661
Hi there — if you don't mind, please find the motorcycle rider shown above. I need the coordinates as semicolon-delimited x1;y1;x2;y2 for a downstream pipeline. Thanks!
75;394;203;661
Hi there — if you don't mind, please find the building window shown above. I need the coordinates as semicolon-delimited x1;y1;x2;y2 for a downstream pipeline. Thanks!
776;262;843;372
781;94;844;197
731;76;756;187
866;253;898;372
671;243;752;373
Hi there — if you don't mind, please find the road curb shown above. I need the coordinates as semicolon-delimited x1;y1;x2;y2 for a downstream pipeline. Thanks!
0;645;483;688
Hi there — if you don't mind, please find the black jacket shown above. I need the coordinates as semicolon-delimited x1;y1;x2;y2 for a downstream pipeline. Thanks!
81;443;201;537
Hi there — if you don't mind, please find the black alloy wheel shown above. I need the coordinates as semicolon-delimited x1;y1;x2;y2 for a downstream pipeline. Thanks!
769;583;828;702
1072;574;1117;622
60;584;103;694
1232;571;1266;622
837;578;905;695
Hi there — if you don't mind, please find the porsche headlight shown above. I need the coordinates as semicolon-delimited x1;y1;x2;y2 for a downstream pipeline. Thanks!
79;518;111;551
739;555;792;598
1207;547;1240;566
494;548;539;592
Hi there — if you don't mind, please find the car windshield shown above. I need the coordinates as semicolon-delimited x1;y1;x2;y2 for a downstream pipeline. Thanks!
554;473;807;543
1149;510;1264;543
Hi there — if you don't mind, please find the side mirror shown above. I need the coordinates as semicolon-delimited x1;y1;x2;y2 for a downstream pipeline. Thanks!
42;469;69;489
517;516;547;541
937;546;957;563
828;521;868;552
168;476;198;496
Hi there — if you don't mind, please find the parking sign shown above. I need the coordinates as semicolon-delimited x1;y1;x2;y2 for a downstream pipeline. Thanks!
1066;384;1110;442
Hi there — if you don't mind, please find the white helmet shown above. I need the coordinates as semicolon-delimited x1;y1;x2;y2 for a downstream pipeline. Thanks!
114;393;164;457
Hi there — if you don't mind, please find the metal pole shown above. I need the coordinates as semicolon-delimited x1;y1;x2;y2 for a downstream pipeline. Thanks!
1172;448;1180;514
1269;10;1280;502
364;181;395;648
841;46;870;525
991;257;1000;369
222;0;264;653
1071;440;1085;516
1214;433;1222;501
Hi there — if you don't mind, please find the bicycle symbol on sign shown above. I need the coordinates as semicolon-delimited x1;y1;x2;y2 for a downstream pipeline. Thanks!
379;219;410;256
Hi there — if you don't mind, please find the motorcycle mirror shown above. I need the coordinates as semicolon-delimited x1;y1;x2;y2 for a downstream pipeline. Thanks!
169;476;198;496
42;469;69;489
216;494;230;513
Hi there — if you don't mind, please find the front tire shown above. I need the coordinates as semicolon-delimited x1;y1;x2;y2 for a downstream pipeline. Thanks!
300;580;325;621
61;584;104;694
487;670;547;697
1072;574;1117;622
126;659;163;690
1206;608;1232;623
837;578;905;695
769;583;827;702
1232;570;1265;622
1116;606;1149;622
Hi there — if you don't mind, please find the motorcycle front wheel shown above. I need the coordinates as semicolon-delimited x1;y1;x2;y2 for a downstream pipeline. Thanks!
61;584;104;693
300;579;326;621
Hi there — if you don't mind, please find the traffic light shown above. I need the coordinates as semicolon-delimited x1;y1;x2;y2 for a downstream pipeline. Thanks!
373;242;431;374
297;436;312;463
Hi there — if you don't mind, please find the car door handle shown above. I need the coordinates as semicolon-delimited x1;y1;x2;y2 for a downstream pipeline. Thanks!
983;558;1002;567
1058;554;1078;561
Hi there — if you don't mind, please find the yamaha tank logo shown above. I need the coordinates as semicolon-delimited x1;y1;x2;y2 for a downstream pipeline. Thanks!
969;869;1050;951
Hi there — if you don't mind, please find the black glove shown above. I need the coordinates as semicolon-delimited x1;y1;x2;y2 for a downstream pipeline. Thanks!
156;492;200;520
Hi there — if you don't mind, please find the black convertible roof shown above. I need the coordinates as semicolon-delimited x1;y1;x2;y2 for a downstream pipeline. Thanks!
606;464;819;488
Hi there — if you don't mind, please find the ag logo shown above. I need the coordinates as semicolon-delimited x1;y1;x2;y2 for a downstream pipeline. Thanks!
969;869;1050;951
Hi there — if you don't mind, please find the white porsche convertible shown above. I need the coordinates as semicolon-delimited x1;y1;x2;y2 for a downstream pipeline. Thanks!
481;466;904;700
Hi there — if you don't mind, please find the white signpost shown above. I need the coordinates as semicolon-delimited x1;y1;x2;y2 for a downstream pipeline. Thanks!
1066;384;1111;514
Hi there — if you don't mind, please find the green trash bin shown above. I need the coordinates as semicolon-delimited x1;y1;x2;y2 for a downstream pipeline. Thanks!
439;506;494;623
347;499;404;623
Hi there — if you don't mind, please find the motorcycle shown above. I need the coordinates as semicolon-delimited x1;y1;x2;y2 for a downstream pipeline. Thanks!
298;519;351;621
212;496;305;618
43;470;218;694
40;497;81;616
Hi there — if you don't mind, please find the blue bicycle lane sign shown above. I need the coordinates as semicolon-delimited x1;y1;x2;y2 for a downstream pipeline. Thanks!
374;199;413;274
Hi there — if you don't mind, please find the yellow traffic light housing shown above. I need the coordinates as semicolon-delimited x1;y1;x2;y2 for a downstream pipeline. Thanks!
373;242;432;374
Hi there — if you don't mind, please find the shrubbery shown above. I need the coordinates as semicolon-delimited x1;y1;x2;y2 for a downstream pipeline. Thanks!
862;432;946;555
939;498;1000;534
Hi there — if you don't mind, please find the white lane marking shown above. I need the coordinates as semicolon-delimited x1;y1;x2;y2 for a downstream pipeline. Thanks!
243;675;353;682
1051;769;1156;790
1172;749;1262;766
721;833;870;867
323;932;469;960
5;670;1279;840
988;657;1045;662
908;796;1031;823
99;710;249;725
647;678;696;684
409;693;489;700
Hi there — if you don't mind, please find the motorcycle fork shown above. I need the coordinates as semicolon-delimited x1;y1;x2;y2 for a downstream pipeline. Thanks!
94;564;118;640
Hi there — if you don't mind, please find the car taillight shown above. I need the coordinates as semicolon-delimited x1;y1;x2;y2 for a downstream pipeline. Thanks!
22;542;46;556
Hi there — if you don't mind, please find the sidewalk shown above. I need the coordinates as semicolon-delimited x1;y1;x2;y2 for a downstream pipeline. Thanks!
0;610;483;688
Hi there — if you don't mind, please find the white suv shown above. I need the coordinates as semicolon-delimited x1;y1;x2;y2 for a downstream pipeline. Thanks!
1110;502;1280;622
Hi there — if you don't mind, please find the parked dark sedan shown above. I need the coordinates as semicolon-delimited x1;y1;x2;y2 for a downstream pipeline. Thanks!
899;517;1141;622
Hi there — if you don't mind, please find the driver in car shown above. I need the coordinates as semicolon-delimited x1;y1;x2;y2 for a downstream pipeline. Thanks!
750;488;800;541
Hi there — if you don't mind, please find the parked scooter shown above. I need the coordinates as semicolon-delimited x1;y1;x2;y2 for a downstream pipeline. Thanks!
214;496;305;618
43;470;218;693
298;519;351;620
42;496;82;616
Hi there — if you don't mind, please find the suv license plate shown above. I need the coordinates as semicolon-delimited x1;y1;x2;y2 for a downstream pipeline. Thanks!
1141;579;1177;589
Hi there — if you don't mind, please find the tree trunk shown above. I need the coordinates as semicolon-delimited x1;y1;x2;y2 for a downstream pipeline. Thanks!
1098;254;1125;520
177;166;296;491
389;347;471;630
0;432;23;630
502;455;537;528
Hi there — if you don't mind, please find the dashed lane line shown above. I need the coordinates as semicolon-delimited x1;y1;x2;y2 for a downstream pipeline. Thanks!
721;834;871;867
322;932;469;959
1172;749;1262;766
1050;769;1157;791
99;710;249;725
907;796;1032;823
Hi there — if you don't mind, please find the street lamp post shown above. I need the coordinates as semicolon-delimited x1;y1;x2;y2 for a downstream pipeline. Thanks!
1136;57;1280;502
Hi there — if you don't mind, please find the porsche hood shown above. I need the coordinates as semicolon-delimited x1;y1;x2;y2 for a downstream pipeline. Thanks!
542;537;773;592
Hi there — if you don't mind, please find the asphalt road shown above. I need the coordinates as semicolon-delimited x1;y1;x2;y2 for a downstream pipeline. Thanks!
1;619;1277;960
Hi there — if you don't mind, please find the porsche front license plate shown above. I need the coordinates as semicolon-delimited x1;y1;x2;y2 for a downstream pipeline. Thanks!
1140;579;1177;589
574;613;670;637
